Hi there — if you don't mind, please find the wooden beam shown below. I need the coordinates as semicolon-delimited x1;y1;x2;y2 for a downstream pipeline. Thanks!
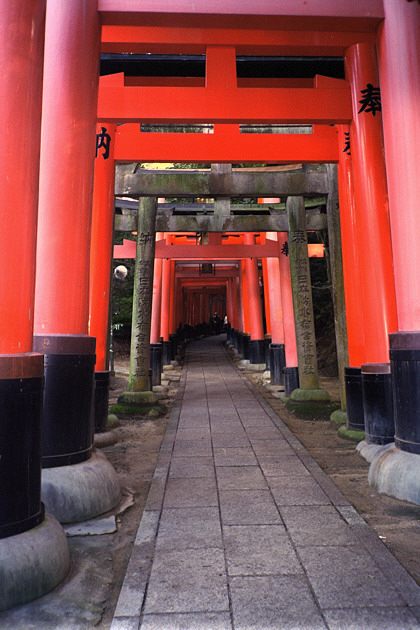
114;123;339;163
101;24;376;56
98;1;384;23
98;83;352;125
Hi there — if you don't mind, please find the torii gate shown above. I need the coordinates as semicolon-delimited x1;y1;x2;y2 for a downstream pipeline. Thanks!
1;1;419;612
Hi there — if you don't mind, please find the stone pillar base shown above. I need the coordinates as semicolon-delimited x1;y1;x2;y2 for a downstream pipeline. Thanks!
286;387;338;420
368;446;420;506
41;451;121;524
330;409;347;425
356;440;393;464
0;514;70;612
94;429;118;448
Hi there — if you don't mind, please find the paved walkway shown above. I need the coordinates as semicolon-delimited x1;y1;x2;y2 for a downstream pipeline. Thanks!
111;337;420;630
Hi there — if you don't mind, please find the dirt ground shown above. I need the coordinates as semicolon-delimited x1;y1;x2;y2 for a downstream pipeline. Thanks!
1;339;419;629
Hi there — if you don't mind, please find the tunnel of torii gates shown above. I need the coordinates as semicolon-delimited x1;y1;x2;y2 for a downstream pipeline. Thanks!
0;0;419;611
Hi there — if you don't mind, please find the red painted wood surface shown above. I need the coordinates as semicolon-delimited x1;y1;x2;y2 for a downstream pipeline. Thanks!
0;0;45;353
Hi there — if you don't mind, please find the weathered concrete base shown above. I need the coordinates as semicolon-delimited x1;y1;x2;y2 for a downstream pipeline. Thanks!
153;385;168;394
41;451;121;524
356;440;394;464
262;370;271;380
107;413;119;428
244;362;266;372
286;389;338;420
118;390;158;405
239;359;250;368
290;388;331;402
94;429;118;449
265;383;285;393
0;514;70;612
338;425;365;442
115;389;166;416
331;409;347;426
368;446;420;506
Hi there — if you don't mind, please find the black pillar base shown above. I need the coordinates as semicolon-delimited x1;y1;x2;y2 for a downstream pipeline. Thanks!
249;339;265;364
33;334;96;469
150;343;163;386
226;324;232;344
389;332;420;455
0;354;45;539
361;363;394;446
283;367;299;396
162;340;172;366
94;371;110;434
169;334;177;361
270;344;286;386
237;331;244;356
242;334;250;360
264;336;272;370
344;366;365;432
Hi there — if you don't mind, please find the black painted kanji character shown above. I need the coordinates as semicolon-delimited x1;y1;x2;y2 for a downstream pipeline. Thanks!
281;241;289;256
96;126;111;159
343;132;351;155
358;84;381;116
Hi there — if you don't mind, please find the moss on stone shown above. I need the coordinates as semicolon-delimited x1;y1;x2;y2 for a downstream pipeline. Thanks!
330;409;347;426
285;400;340;420
290;387;331;402
338;425;366;442
107;413;120;429
109;402;166;417
117;390;158;405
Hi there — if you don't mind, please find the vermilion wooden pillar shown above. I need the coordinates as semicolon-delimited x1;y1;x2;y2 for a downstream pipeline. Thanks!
35;0;100;337
373;3;420;477
265;236;284;345
377;2;420;332
88;122;116;435
160;234;171;342
337;125;366;368
266;232;287;384
169;260;176;335
150;233;164;344
160;234;172;364
262;258;272;336
240;261;250;335
0;1;45;357
89;123;116;372
230;277;239;330
345;43;398;364
278;233;298;367
0;0;51;555
32;1;114;508
244;233;265;359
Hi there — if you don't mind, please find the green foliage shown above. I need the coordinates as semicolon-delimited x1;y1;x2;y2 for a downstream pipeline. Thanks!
112;229;135;338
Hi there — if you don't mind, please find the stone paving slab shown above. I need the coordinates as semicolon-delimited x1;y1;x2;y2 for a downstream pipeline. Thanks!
143;548;229;614
111;337;420;630
223;524;302;576
229;575;327;630
156;507;223;551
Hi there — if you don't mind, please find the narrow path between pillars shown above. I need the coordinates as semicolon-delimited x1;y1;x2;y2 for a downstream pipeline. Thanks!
112;336;420;630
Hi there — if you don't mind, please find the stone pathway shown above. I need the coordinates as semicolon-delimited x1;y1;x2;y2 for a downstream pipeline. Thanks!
111;337;420;630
